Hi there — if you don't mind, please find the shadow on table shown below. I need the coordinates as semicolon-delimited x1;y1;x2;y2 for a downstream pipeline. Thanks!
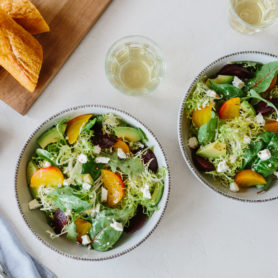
0;128;11;152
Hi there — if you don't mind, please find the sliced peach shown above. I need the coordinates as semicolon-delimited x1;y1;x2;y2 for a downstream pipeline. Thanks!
267;75;277;92
235;169;266;187
30;166;64;197
74;218;92;243
66;114;92;144
192;104;212;128
264;121;278;133
101;169;125;207
113;140;130;153
219;97;240;120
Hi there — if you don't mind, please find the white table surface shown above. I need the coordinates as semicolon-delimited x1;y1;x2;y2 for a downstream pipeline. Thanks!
1;0;278;277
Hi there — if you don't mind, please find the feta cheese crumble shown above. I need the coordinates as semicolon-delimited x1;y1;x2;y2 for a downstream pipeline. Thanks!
117;148;127;159
82;182;91;191
110;221;123;232
93;145;101;154
42;160;51;168
188;137;198;149
232;76;245;89
206;89;217;98
28;199;41;210
77;154;88;164
140;184;151;199
243;136;251;144
81;235;91;245
258;149;271;161
101;187;108;202
255;113;265;126
217;161;229;173
63;178;73;186
95;157;110;164
229;155;237;164
229;182;239;192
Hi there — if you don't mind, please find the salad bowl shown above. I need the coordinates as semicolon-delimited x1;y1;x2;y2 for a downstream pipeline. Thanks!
178;51;278;202
15;105;170;260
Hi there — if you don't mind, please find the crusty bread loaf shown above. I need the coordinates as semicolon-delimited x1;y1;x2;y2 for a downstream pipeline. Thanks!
0;0;49;34
0;8;43;92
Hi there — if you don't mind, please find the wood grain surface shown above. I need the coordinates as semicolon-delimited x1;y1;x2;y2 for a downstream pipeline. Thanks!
0;0;112;115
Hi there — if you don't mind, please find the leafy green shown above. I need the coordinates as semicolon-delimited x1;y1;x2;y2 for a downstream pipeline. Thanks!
49;187;91;212
56;119;68;144
242;132;278;177
233;61;263;72
137;128;148;143
259;175;276;192
198;117;218;145
81;156;102;181
36;148;59;168
209;80;245;100
90;212;123;251
66;222;78;242
247;61;278;93
81;118;96;133
109;153;144;176
245;89;278;116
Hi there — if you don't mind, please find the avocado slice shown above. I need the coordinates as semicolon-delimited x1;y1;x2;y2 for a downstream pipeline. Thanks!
26;160;38;184
37;124;67;149
114;127;142;142
241;101;256;116
206;75;234;88
196;141;226;158
151;183;164;206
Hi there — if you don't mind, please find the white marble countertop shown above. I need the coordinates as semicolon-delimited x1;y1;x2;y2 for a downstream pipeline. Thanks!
1;0;278;277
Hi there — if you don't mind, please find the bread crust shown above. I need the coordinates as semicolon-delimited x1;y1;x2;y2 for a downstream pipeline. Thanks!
0;0;49;34
0;8;43;92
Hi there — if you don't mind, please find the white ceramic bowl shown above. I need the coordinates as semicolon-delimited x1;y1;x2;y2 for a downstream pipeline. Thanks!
178;51;278;202
15;105;170;260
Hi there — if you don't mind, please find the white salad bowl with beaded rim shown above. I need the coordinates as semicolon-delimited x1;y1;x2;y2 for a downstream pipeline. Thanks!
178;51;278;202
15;105;170;260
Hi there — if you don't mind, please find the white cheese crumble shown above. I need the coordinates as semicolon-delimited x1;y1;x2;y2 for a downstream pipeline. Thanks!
229;155;237;164
258;149;271;161
217;161;229;173
28;199;41;210
93;145;101;154
81;235;91;245
188;137;199;149
82;182;91;191
232;76;245;89
65;209;71;216
101;187;108;202
95;157;110;164
206;89;217;98
255;113;265;126
110;220;123;232
63;178;73;186
77;154;88;164
117;148;127;159
91;203;100;218
202;99;209;108
243;136;251;144
140;184;152;199
229;182;239;192
42;161;51;168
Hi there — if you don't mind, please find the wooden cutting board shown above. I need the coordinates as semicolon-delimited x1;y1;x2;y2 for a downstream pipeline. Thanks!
0;0;112;115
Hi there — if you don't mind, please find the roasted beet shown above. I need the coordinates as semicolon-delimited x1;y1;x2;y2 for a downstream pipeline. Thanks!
125;206;147;234
142;149;158;173
218;64;253;79
91;123;117;148
192;152;216;172
53;209;68;234
255;99;278;115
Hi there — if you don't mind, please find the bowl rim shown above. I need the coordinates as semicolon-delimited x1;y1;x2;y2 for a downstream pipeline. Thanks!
15;104;171;261
178;50;278;203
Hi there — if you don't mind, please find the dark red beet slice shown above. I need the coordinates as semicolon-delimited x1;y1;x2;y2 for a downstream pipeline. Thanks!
218;64;253;79
53;209;68;234
255;99;278;115
125;206;147;234
142;149;158;173
91;123;117;148
192;152;215;172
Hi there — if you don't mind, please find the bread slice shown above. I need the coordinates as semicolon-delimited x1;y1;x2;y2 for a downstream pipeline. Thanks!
0;0;49;34
0;8;43;92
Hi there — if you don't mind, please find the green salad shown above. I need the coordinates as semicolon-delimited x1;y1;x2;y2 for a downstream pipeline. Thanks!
27;113;166;251
185;61;278;193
